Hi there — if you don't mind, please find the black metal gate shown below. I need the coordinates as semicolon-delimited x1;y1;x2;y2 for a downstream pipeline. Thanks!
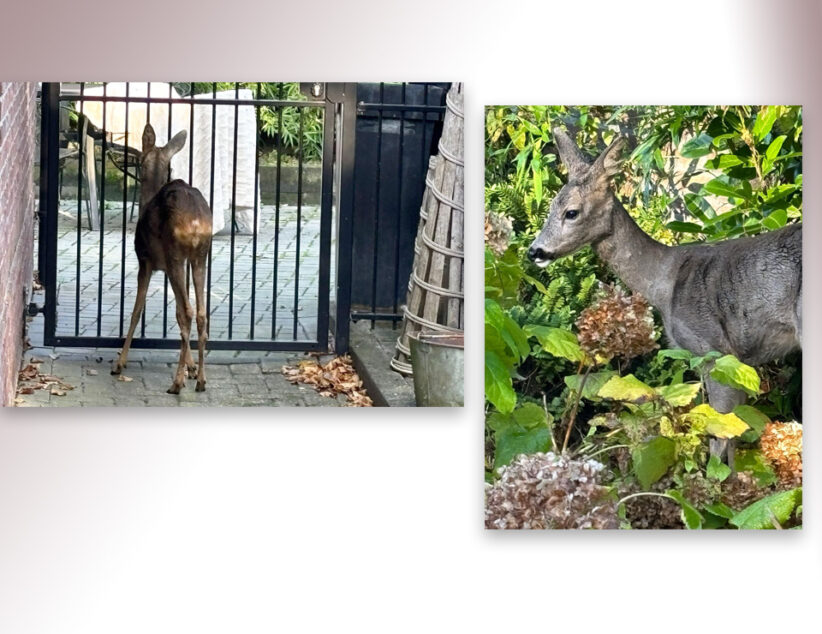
38;82;358;353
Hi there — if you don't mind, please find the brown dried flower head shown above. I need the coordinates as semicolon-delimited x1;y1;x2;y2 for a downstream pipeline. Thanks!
721;471;771;511
485;452;618;530
485;211;513;257
575;285;657;362
760;421;802;488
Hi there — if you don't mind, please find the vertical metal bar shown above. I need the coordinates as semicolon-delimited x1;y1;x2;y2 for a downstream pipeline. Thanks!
186;82;194;295
292;106;304;339
96;82;107;337
162;83;172;337
119;83;129;337
370;82;384;330
316;98;334;350
228;83;239;339
75;83;85;336
392;83;407;327
141;82;151;338
249;83;261;339
206;82;217;328
271;82;284;340
333;83;357;354
40;83;60;346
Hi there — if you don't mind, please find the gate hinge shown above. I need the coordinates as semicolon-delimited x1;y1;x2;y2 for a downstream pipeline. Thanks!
27;302;44;317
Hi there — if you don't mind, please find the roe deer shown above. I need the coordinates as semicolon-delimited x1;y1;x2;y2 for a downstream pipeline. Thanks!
111;124;212;394
529;128;802;460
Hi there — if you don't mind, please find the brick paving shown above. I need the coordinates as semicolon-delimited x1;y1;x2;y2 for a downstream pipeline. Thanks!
15;347;349;407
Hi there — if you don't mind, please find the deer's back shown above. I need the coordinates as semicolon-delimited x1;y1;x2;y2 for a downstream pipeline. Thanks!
665;223;801;365
136;180;212;270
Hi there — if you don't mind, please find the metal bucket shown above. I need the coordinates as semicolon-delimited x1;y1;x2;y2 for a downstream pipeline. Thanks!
408;332;464;407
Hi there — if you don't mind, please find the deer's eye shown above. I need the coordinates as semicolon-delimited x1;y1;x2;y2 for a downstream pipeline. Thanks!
565;209;579;220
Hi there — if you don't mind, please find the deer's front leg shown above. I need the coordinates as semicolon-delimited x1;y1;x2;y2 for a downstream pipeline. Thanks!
112;260;152;375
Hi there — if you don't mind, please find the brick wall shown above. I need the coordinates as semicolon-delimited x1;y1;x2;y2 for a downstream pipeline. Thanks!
0;82;36;406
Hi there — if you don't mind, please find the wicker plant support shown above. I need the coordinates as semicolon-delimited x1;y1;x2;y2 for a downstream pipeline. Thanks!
391;83;464;375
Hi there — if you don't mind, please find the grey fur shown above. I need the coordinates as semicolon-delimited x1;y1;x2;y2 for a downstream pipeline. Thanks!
529;128;802;456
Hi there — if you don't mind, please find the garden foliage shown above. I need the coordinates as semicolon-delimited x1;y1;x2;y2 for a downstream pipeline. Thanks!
484;106;803;529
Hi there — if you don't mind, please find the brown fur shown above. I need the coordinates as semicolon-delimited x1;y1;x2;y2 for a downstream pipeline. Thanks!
111;125;213;394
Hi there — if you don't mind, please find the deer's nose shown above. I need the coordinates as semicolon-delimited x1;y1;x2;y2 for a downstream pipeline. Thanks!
528;245;553;262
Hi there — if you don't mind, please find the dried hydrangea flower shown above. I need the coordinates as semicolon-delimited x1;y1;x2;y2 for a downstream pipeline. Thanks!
721;471;770;511
760;421;802;489
575;285;658;363
484;211;513;256
485;452;618;529
619;475;684;529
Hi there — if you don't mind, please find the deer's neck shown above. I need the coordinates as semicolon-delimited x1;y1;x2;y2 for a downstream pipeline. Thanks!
592;199;674;309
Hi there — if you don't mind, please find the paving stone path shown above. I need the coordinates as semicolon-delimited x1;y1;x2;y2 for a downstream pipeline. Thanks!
15;347;349;407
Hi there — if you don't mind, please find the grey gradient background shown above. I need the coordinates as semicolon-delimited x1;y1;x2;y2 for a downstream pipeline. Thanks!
0;0;820;632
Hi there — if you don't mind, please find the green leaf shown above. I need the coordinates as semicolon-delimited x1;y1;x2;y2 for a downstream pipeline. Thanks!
730;488;802;529
656;382;701;407
666;221;704;234
485;299;529;363
704;153;745;170
707;454;732;482
632;437;676;489
488;403;553;469
485;247;523;309
532;158;543;206
494;426;551;469
762;208;787;230
704;502;735;519
485;350;516;414
752;106;778;142
734;449;778;487
524;325;583;363
710;354;760;396
598;374;656;403
665;489;704;529
564;370;618;401
765;134;786;161
680;133;714;158
685;404;749;439
656;348;693;361
702;178;751;201
734;404;770;443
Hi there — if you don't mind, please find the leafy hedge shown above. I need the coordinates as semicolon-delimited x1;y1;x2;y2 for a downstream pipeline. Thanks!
484;106;803;529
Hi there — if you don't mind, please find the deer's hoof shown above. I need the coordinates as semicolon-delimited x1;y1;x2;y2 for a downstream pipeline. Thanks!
195;380;206;392
167;384;182;395
111;363;123;375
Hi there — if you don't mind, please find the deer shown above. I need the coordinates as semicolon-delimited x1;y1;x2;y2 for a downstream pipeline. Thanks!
111;124;212;394
529;128;802;462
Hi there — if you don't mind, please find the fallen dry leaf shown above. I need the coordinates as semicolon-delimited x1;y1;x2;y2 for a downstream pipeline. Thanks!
282;355;373;407
50;388;66;396
117;375;134;382
18;387;35;395
30;357;43;365
86;369;98;376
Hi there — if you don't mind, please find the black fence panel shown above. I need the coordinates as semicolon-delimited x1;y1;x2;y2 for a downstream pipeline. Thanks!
37;82;351;352
351;82;449;323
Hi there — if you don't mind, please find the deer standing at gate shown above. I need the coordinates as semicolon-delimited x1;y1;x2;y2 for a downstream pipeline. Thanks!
111;124;212;394
529;128;802;460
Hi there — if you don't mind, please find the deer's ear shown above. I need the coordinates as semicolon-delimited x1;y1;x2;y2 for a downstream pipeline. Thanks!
594;136;627;178
163;130;187;159
142;123;156;153
552;128;589;179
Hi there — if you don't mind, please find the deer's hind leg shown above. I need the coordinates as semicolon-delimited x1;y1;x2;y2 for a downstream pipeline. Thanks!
184;262;197;378
166;261;194;395
191;255;208;392
112;259;152;375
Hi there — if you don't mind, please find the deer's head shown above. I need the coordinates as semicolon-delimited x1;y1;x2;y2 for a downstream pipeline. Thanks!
528;129;627;267
140;123;187;211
